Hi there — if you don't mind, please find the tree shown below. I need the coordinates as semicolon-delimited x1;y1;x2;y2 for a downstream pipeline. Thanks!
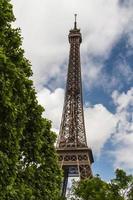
73;169;133;200
0;0;61;199
110;169;133;200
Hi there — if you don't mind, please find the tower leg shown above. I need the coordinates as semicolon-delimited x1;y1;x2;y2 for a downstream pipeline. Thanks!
62;167;69;197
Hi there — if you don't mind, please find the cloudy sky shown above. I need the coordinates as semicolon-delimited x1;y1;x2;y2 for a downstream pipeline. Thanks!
11;0;133;180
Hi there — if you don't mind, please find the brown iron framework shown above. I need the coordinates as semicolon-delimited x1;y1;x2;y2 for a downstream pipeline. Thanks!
56;15;94;197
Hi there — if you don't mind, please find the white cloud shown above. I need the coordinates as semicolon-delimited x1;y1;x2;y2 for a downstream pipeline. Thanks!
82;57;103;89
112;87;133;111
111;87;133;172
90;59;133;93
84;104;118;155
37;87;64;132
11;0;133;90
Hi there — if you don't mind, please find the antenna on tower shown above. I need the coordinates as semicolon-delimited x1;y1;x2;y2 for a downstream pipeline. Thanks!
74;14;77;29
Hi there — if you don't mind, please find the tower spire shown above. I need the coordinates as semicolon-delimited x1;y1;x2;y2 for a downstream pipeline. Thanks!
74;13;77;29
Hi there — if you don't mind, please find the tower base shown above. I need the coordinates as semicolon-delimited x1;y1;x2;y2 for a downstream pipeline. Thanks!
57;147;94;197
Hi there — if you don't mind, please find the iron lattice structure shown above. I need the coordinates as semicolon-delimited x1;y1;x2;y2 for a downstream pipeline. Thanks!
56;16;94;196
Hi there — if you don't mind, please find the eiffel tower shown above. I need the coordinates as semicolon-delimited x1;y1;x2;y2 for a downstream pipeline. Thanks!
56;15;94;197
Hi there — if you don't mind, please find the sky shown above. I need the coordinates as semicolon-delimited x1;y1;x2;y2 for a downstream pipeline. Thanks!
11;0;133;181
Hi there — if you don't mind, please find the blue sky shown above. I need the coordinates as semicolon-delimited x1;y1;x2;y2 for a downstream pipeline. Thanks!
11;0;133;181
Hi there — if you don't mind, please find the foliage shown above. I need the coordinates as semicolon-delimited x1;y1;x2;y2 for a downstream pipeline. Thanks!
57;196;67;200
73;169;133;200
111;169;133;200
0;0;61;199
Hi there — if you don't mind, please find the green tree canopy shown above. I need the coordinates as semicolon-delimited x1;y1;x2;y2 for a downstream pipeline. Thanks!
73;169;133;200
0;0;61;199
